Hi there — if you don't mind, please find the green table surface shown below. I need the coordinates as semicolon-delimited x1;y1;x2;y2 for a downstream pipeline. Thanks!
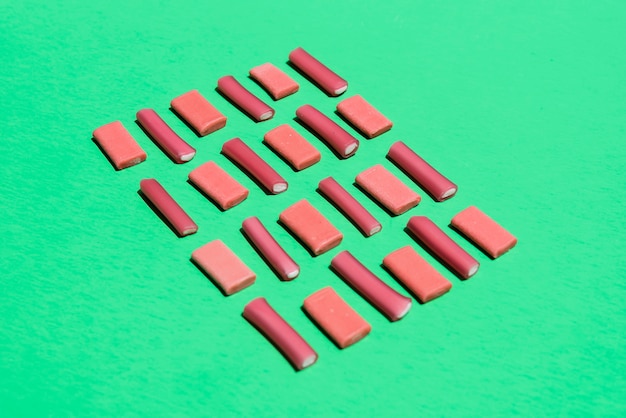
1;1;625;416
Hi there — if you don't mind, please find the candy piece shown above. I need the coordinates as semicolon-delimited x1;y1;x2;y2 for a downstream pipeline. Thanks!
450;206;517;258
243;297;317;371
92;121;147;170
336;95;393;138
355;164;421;215
296;104;359;158
263;124;321;171
222;138;288;194
188;161;248;210
288;47;348;96
406;216;479;279
170;89;227;136
191;240;256;295
382;246;452;303
139;178;198;237
249;63;299;100
279;199;342;256
242;216;300;281
303;287;371;349
387;141;457;202
136;109;196;163
217;75;274;122
330;251;412;322
318;177;381;237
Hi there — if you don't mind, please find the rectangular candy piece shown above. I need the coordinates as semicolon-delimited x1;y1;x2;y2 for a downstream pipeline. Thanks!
188;161;248;210
243;297;317;371
242;216;300;281
406;216;479;279
222;138;288;194
170;89;227;136
263;124;321;171
191;239;256;295
140;178;198;237
296;104;359;159
318;177;382;237
330;251;412;322
450;206;517;258
288;47;348;96
303;287;371;349
336;95;393;139
279;199;342;256
136;109;196;163
92;121;147;170
217;75;274;122
383;246;452;303
387;141;457;202
249;63;299;100
355;164;421;215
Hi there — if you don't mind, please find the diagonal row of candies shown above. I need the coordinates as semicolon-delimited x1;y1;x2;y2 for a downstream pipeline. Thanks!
92;46;517;371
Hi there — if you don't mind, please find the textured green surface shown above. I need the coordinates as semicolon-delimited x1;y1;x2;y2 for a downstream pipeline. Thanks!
1;1;625;416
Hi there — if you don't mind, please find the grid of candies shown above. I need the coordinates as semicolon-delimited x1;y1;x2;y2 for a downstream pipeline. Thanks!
92;47;517;371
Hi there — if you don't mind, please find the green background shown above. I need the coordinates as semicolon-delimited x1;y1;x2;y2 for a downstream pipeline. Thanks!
1;0;625;416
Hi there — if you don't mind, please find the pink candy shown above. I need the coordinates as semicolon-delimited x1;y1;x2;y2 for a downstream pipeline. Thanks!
192;240;256;295
279;199;343;256
336;95;393;139
170;90;227;137
355;164;421;216
92;121;146;170
451;206;517;258
188;161;248;210
249;63;299;100
264;124;321;171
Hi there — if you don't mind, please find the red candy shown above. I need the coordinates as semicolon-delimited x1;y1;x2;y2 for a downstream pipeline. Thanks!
221;138;288;195
451;206;517;258
243;297;318;371
289;47;348;96
217;75;274;122
406;216;479;279
92;121;147;170
303;286;371;349
170;89;227;136
249;63;299;100
140;178;198;237
242;216;300;281
387;141;457;202
296;104;359;159
330;251;412;322
336;95;393;138
136;109;196;163
318;177;382;237
383;246;452;303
